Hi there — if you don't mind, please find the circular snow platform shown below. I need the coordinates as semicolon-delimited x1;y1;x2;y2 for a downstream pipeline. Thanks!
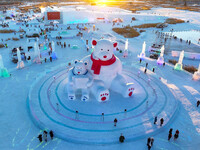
27;66;179;144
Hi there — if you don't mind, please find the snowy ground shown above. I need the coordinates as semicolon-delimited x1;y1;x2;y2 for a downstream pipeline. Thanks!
0;4;200;150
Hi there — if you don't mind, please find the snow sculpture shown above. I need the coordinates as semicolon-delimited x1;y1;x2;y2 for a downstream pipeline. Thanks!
17;48;25;69
0;55;10;77
67;60;93;101
82;39;134;102
123;39;128;58
52;41;55;52
193;64;200;81
157;45;165;65
34;42;41;63
174;50;184;70
51;41;57;59
138;41;146;59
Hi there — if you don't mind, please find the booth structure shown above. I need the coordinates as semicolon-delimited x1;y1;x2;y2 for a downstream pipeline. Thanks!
43;7;63;24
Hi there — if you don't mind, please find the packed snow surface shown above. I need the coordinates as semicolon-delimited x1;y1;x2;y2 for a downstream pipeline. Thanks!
0;4;200;150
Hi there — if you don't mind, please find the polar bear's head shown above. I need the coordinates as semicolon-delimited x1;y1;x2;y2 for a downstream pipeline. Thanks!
92;39;117;61
73;60;88;75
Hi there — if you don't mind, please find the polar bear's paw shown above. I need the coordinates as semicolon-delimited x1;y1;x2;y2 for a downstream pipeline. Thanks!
128;88;134;97
98;90;110;102
124;84;134;98
81;95;89;101
68;94;76;100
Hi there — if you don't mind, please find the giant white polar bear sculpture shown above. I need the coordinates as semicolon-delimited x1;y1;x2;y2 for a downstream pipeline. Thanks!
82;39;134;102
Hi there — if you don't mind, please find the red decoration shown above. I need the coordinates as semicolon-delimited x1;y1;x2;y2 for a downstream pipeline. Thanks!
97;18;105;20
113;43;117;47
92;40;97;46
91;53;116;75
47;12;60;20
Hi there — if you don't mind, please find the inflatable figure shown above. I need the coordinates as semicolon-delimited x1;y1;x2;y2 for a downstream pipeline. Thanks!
67;60;93;101
82;39;134;102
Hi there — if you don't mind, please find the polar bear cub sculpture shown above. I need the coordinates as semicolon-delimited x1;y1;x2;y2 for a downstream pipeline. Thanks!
67;60;93;101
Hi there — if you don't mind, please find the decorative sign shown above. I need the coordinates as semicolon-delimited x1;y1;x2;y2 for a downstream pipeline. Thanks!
47;12;60;20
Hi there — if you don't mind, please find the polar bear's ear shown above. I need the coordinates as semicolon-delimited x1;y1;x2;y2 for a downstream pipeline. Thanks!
74;60;79;64
113;42;117;48
92;40;97;46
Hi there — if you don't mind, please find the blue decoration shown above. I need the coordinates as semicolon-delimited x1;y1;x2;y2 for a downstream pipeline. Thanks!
51;52;57;59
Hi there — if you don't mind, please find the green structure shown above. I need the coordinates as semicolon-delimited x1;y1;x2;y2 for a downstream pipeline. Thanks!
0;55;10;78
0;68;10;77
174;50;184;71
174;63;183;71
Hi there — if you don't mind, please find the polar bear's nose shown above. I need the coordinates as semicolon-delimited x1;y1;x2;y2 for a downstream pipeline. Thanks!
103;55;107;58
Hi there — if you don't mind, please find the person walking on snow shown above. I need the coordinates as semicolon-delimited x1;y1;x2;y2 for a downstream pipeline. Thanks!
114;118;118;126
160;118;164;126
147;137;153;150
43;131;48;142
168;129;173;141
37;134;42;143
119;133;125;143
150;137;154;146
197;100;200;107
75;110;79;120
147;137;151;146
102;112;104;121
144;68;147;74
174;130;179;140
49;130;54;140
169;128;173;134
154;116;157;124
152;68;155;73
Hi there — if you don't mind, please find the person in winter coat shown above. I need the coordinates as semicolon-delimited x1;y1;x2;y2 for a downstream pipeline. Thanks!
147;137;153;150
37;134;42;142
197;100;200;107
119;133;125;143
150;137;154;146
43;131;48;142
147;137;151;145
168;132;172;141
169;128;173;134
160;118;164;126
144;68;147;74
114;118;118;126
49;130;54;140
174;130;179;140
154;116;157;124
